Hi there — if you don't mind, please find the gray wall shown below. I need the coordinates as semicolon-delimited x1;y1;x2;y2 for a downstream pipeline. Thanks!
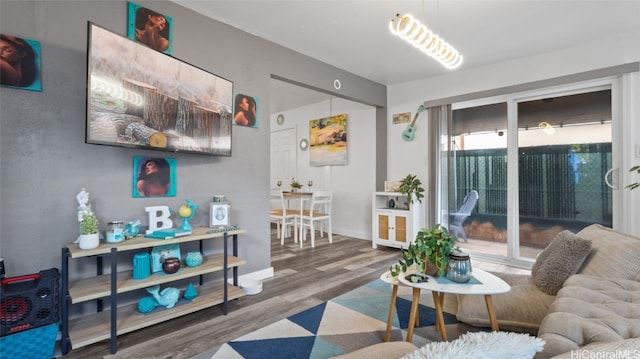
0;1;386;283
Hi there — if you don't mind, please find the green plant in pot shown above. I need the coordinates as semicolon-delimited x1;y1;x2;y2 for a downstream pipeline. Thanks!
399;174;424;204
390;224;457;280
290;178;303;192
78;213;100;250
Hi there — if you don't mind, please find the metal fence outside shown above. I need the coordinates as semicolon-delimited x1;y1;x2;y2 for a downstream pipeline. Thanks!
452;142;612;234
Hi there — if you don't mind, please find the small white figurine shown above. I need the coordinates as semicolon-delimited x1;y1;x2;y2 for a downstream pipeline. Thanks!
76;188;93;222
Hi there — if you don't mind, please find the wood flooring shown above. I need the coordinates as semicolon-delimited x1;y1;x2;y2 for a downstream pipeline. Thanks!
62;231;402;359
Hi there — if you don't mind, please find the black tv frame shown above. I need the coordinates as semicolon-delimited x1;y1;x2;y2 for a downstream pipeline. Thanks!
86;22;233;156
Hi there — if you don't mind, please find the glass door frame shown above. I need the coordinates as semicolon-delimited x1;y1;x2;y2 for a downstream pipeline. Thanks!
445;77;622;269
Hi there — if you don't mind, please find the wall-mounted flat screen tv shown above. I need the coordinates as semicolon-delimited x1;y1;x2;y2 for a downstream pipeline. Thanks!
86;22;233;156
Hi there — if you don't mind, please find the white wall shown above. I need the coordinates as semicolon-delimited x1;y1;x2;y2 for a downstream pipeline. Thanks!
386;31;640;236
271;98;377;239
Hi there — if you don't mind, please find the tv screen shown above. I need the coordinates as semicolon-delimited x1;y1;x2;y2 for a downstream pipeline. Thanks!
86;22;233;156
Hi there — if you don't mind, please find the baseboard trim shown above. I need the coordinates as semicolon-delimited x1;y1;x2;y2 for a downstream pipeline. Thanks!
227;266;274;284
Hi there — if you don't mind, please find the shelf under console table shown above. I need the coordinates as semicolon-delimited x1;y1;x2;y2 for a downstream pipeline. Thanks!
60;227;247;355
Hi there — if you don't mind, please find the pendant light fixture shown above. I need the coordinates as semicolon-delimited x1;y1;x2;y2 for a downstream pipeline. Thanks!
389;13;463;69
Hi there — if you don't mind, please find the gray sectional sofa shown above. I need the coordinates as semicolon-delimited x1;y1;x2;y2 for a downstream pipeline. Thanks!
336;224;640;358
457;224;640;358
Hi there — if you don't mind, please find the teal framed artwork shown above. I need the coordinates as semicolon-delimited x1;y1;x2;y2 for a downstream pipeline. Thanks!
0;34;42;91
127;2;173;54
133;156;176;198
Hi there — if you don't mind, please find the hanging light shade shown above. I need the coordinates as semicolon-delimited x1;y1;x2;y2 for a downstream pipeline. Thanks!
389;13;463;69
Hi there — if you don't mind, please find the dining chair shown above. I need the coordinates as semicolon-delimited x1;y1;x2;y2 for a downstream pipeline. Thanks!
299;190;333;247
270;189;297;245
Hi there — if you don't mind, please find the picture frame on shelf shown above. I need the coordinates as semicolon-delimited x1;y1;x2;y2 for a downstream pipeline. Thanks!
150;244;181;272
210;202;230;227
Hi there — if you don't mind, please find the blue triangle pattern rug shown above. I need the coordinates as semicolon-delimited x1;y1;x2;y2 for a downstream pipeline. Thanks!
211;278;481;359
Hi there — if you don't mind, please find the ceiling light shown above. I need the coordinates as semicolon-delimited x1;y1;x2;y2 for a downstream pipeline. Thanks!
389;13;463;69
538;121;556;135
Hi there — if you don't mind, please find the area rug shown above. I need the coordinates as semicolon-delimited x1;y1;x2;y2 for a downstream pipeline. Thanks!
211;278;483;359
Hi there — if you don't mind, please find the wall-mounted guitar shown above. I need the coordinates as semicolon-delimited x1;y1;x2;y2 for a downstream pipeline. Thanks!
401;105;424;141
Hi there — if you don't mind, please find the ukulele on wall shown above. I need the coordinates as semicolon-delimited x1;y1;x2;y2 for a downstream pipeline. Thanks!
401;105;424;141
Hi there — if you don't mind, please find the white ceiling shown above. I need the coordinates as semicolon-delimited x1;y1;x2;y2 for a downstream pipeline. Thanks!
170;0;640;112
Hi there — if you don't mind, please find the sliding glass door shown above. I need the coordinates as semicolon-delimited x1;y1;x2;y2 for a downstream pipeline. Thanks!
440;82;616;267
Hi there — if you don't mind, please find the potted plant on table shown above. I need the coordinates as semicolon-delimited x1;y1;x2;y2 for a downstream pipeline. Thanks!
78;213;100;250
290;178;303;193
390;224;457;280
399;174;424;204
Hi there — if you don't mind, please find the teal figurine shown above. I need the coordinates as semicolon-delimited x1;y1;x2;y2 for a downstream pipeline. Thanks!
185;252;203;267
146;285;180;308
137;296;158;314
183;283;198;300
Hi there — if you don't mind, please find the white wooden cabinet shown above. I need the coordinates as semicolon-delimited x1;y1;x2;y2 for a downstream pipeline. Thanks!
372;192;425;249
60;227;246;355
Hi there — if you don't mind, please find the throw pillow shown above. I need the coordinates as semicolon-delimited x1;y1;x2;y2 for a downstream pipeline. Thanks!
577;224;640;280
400;331;545;359
531;230;592;295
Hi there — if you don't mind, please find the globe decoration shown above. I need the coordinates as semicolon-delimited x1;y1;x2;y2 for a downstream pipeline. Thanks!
177;199;198;231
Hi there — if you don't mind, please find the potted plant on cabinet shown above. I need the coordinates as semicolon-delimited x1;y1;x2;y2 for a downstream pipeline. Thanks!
77;213;100;249
390;224;457;279
399;174;424;204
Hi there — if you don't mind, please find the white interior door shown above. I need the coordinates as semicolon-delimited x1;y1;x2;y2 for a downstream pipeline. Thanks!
270;128;297;188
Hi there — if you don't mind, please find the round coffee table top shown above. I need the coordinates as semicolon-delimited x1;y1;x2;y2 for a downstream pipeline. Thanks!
398;268;511;295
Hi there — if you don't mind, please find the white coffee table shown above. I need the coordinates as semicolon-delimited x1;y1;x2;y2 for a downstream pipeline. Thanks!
398;268;510;342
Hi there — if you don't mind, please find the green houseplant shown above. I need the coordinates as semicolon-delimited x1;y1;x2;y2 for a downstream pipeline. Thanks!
290;178;303;192
78;213;100;250
390;224;457;279
80;213;99;235
399;174;424;204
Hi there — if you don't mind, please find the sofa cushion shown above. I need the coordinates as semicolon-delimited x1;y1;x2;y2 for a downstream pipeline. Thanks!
531;230;592;295
456;272;555;331
576;224;640;280
535;274;640;359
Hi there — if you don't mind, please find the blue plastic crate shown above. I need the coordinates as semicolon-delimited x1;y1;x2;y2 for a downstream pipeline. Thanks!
0;323;58;359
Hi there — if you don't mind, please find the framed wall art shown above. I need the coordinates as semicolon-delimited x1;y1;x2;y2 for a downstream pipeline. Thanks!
392;112;411;124
127;2;173;54
233;93;259;128
309;114;348;166
133;156;177;198
0;33;42;92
